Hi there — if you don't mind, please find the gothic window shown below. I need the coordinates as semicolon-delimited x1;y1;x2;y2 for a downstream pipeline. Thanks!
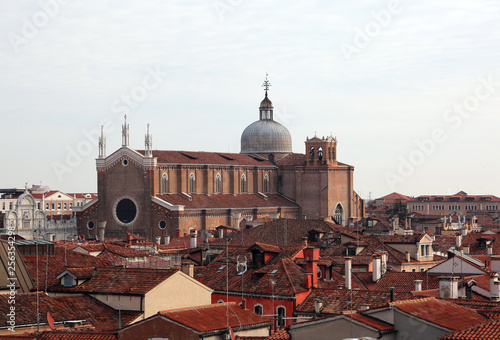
318;147;323;161
277;307;286;327
162;173;168;193
254;304;263;315
334;203;344;226
241;174;246;193
309;147;315;160
216;173;221;193
264;175;269;193
189;173;195;193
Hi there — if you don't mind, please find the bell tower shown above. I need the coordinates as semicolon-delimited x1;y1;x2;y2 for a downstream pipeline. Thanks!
305;135;337;166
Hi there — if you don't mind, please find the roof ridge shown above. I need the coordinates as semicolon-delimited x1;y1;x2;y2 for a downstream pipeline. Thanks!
281;258;297;295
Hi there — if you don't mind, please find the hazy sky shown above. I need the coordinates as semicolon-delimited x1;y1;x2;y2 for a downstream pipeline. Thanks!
1;1;499;199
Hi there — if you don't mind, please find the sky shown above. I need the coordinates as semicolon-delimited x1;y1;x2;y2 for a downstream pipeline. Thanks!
1;0;499;200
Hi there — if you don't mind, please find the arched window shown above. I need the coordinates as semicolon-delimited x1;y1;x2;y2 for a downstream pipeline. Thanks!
334;203;344;226
309;147;315;160
162;173;168;193
332;147;336;160
318;147;323;161
189;173;195;193
254;304;263;315
264;175;269;193
241;174;246;193
328;148;332;160
215;173;221;193
277;306;286;328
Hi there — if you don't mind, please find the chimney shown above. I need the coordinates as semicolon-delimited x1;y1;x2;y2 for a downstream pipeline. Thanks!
97;221;106;241
345;257;352;290
155;236;161;245
360;304;370;311
455;233;462;248
181;261;194;277
304;248;319;288
463;245;470;255
218;228;224;239
164;235;170;245
389;287;394;302
372;254;382;282
488;244;493;256
302;236;308;246
175;228;181;238
190;235;197;248
439;276;459;299
405;251;411;262
241;299;247;310
490;273;500;301
314;300;323;314
492;259;500;274
414;280;423;292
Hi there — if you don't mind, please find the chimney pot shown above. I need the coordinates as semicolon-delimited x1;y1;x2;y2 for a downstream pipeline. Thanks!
414;280;423;292
345;257;352;290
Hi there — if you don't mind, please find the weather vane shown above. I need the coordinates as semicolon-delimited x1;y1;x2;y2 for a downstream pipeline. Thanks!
262;73;271;94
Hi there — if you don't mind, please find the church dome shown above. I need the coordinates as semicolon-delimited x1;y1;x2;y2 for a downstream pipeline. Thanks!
241;119;292;154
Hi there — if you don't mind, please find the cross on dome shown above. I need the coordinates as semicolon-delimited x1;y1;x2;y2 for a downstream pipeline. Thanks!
262;73;271;96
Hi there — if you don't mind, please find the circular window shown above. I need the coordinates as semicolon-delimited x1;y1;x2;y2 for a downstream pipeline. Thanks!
87;220;95;230
122;159;129;166
115;198;137;224
158;220;167;230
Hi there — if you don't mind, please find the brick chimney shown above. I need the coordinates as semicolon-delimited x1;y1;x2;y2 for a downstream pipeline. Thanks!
439;276;459;299
414;280;423;292
372;254;382;282
345;257;352;290
304;248;319;288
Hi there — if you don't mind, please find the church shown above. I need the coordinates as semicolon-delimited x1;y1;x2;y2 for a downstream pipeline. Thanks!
75;78;365;240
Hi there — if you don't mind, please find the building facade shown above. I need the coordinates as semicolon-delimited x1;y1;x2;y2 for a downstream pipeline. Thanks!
76;82;364;240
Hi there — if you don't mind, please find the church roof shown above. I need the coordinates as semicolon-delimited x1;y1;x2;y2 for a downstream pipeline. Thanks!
137;150;275;167
156;193;298;210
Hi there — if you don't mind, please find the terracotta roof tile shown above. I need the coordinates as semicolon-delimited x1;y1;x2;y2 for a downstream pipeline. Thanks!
391;297;487;331
354;271;440;292
37;332;117;340
344;311;394;331
156;193;298;209
265;329;290;340
72;267;179;294
159;303;270;333
439;317;500;339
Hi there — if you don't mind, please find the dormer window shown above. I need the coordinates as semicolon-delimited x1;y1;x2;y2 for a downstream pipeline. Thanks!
367;220;374;227
346;246;356;256
252;250;264;269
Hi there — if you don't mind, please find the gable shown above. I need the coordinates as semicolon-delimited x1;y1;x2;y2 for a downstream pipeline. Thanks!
428;257;486;275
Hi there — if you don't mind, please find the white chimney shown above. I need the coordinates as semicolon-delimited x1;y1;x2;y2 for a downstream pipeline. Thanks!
490;273;500;301
439;276;459;299
164;235;170;245
345;257;352;290
488;244;493;256
372;255;381;282
492;259;500;274
190;235;197;248
155;236;161;245
463;245;470;255
97;221;106;241
314;300;323;314
455;234;462;248
405;251;411;262
414;280;423;292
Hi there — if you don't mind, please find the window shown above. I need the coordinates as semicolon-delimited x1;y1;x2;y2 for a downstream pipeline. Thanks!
162;173;168;193
37;203;41;210
309;147;314;159
334;203;344;226
254;304;263;315
2;202;5;210
216;173;221;193
64;203;67;210
318;147;323;161
9;202;13;210
69;203;73;208
46;203;49;210
57;203;62;210
189;173;195;193
241;174;246;193
264;175;269;193
63;275;73;287
277;307;286;328
51;203;55;210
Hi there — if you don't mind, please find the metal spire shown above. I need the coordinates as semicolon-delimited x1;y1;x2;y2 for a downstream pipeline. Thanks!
262;73;271;96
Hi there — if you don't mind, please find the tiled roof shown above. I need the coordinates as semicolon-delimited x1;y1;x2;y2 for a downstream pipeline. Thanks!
391;297;487;331
0;293;132;331
159;303;270;333
296;288;413;315
138;150;275;167
37;332;117;340
64;267;95;279
22;242;114;292
371;192;413;204
248;242;281;253
344;311;394;331
198;245;309;297
274;154;307;166
354;272;440;292
410;192;500;203
73;267;179;295
461;233;500;256
156;193;298;209
439;317;500;339
265;328;290;340
443;297;500;314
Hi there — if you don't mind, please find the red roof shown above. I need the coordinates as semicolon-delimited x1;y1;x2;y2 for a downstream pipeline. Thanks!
391;297;487;331
73;267;179;295
344;311;394;331
354;272;441;292
440;317;500;339
37;332;117;340
137;150;275;167
266;329;290;340
159;303;270;333
156;193;298;209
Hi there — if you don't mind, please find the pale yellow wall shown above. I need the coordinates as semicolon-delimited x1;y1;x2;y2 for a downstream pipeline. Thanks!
143;271;212;319
90;293;142;311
